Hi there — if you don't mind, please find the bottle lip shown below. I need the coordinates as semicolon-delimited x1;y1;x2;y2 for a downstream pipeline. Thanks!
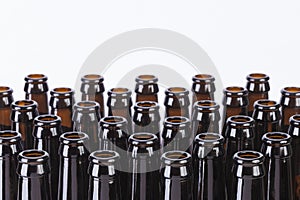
262;132;291;145
192;74;215;83
34;114;61;127
135;74;158;84
0;86;13;95
165;87;189;96
223;86;248;96
234;150;264;165
193;100;220;111
60;132;89;144
289;114;300;127
108;87;132;97
74;101;100;112
194;133;224;146
89;150;120;164
24;74;48;82
161;150;192;165
81;74;104;83
50;87;74;97
11;100;37;111
128;132;158;146
254;99;280;110
0;130;22;144
100;116;128;127
227;115;254;128
134;101;159;112
246;73;269;82
164;116;190;127
18;149;49;165
281;87;300;96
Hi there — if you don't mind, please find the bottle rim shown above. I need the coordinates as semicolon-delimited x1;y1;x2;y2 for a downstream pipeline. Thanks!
262;132;291;145
128;132;158;146
193;100;220;111
233;150;264;165
74;101;100;112
194;133;224;146
18;149;49;165
89;150;120;164
11;100;37;111
246;73;269;82
34;114;61;127
226;115;254;128
165;87;189;96
161;150;191;165
281;87;300;97
192;74;215;83
164;116;190;127
134;101;159;112
81;74;104;83
108;87;132;97
289;114;300;127
223;86;248;96
50;87;74;97
254;99;280;110
24;74;48;82
135;74;158;84
60;132;89;144
0;86;13;95
100;116;128;129
0;130;22;144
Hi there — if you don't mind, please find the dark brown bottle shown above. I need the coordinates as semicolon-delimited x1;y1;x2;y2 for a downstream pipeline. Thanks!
24;74;49;115
160;151;192;200
164;87;190;118
88;150;121;200
246;73;270;116
135;75;159;102
192;100;220;136
229;150;266;200
193;133;227;200
222;86;249;136
73;101;101;152
280;87;300;132
191;74;216;104
127;132;160;200
81;74;105;118
261;132;293;200
57;132;90;200
50;87;75;133
252;99;281;151
0;86;14;131
17;149;51;200
0;130;23;200
33;115;62;200
11;100;39;149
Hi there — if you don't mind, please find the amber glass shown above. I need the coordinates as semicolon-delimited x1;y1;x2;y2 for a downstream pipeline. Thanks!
81;74;105;118
17;149;51;200
88;150;121;200
33;115;62;200
164;87;190;118
11;100;39;149
0;130;22;200
160;151;192;200
246;73;270;116
135;74;159;102
0;86;14;131
252;99;281;151
191;74;216;104
193;133;227;200
50;87;75;133
280;87;300;132
24;74;49;115
73;101;101;152
229;150;266;200
261;132;293;200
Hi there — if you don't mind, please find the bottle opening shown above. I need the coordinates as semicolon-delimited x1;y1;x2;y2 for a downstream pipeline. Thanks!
226;86;245;93
266;132;288;140
37;115;59;122
111;88;129;93
137;75;156;81
248;73;268;79
83;74;102;80
18;149;49;164
262;132;291;145
284;87;300;93
0;131;18;138
195;74;212;79
132;133;156;140
168;87;186;93
64;132;87;139
136;101;157;108
77;101;97;107
27;74;46;79
53;87;73;93
166;116;188;124
238;152;260;159
230;115;253;123
23;151;45;158
196;100;217;107
164;151;189;160
0;86;10;93
234;150;264;164
198;133;220;141
103;116;125;123
0;130;21;142
256;99;277;106
15;100;35;106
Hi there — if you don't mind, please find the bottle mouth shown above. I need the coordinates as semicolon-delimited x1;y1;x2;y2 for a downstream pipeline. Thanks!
129;132;158;147
227;115;254;128
100;116;128;128
262;132;291;145
18;149;49;165
89;150;120;164
254;99;280;110
161;151;191;165
0;130;22;144
135;74;158;83
234;150;264;165
164;116;190;126
224;86;248;96
193;100;220;111
289;114;300;127
192;74;215;83
0;86;13;95
281;87;300;96
25;74;48;82
81;74;104;83
74;101;100;112
134;101;159;112
108;87;132;96
50;87;74;96
165;87;189;96
60;132;89;144
246;73;269;82
194;133;224;146
34;114;61;126
11;100;37;110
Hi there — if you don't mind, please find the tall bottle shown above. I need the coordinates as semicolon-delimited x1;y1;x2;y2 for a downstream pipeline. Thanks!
229;150;266;200
80;74;105;118
88;150;121;200
17;149;51;200
32;114;62;200
0;86;14;131
50;87;75;133
11;100;39;149
246;73;270;116
164;87;190;118
191;74;216;104
57;132;90;200
261;132;293;200
73;101;101;152
160;151;192;200
135;75;159;102
280;87;300;132
0;130;23;200
24;74;49;115
193;133;227;200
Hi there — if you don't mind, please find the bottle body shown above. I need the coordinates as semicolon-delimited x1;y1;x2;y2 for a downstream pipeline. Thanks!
164;87;190;118
0;86;14;131
135;75;159;102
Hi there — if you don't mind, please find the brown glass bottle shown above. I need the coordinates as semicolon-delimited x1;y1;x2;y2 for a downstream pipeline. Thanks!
33;115;62;200
0;130;23;200
261;132;293;200
252;99;281;151
222;86;249;136
57;132;90;200
229;150;266;200
193;133;227;200
17;149;51;200
24;74;49;115
135;75;159;102
50;87;75;133
127;133;160;200
81;74;105;118
192;100;220;136
160;151;192;200
164;87;190;118
191;74;216;104
246;73;270;116
88;150;121;200
11;100;39;149
0;86;14;131
73;101;101;152
280;87;300;132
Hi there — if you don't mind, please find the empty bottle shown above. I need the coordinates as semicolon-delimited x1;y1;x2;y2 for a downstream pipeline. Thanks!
135;75;159;102
164;87;190;118
191;74;216;104
0;86;14;131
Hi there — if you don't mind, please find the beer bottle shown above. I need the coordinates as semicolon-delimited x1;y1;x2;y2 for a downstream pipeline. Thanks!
0;86;14;131
57;132;90;200
88;150;121;200
252;99;281;151
280;87;300;132
24;74;49;115
191;74;216;104
17;149;51;200
80;74;105;118
49;87;75;133
246;73;270;116
135;75;159;102
0;130;22;200
160;151;192;200
261;132;293;200
193;133;227;200
73;101;101;152
164;87;190;118
11;100;39;149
